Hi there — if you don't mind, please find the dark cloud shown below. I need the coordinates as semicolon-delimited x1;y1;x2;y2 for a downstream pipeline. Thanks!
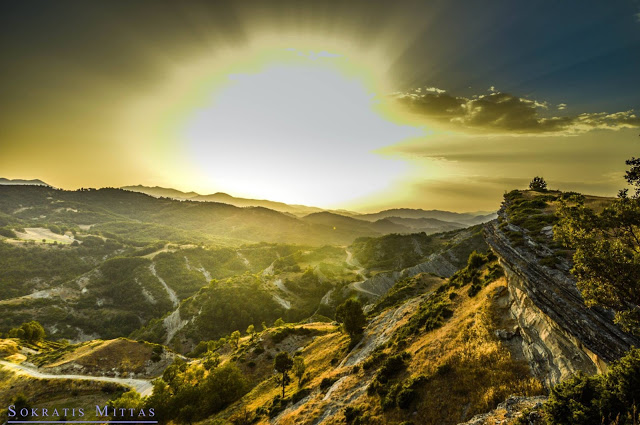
393;88;640;134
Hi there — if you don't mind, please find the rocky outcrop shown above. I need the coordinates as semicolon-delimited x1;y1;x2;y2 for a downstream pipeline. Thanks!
485;212;640;388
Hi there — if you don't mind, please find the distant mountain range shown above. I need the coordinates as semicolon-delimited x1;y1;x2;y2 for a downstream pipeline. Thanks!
355;208;497;226
0;178;49;186
121;184;497;225
0;180;496;238
121;185;329;217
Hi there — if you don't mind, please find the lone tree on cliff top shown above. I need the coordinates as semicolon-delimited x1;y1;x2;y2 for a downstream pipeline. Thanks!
529;176;548;191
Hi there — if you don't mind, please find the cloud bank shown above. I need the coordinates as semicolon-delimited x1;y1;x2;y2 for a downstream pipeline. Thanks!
393;88;640;134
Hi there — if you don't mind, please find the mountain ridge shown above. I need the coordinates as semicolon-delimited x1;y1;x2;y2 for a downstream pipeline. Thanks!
0;178;49;186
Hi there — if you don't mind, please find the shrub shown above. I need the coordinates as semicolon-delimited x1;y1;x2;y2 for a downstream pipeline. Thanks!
320;377;337;391
288;388;309;404
0;228;17;238
467;251;487;269
362;350;387;371
344;405;364;423
377;353;409;383
543;348;640;424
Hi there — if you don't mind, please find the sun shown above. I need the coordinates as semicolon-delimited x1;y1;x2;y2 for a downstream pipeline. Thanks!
122;43;423;206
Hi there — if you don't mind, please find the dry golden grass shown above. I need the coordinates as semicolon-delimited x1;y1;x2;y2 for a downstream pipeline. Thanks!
205;276;544;425
202;324;349;425
521;189;614;215
0;339;19;358
40;338;156;376
390;278;544;424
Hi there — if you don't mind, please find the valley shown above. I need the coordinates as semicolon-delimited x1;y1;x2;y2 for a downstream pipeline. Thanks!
0;184;638;425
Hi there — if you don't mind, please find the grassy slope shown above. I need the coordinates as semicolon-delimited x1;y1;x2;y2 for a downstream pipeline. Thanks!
203;260;544;425
31;338;174;378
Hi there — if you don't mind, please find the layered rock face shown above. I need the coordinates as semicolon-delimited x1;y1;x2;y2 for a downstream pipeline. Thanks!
484;209;640;388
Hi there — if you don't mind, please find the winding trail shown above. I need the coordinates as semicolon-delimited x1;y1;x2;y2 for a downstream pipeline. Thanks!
352;281;379;297
345;248;378;297
0;360;153;396
345;249;365;279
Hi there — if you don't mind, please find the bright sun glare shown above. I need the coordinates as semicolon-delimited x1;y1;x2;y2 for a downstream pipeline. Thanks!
127;47;423;207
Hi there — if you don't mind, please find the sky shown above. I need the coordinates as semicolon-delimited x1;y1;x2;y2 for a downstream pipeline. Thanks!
1;0;639;212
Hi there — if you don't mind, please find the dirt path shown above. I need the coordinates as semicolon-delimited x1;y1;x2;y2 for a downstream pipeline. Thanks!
352;281;379;297
0;360;153;396
345;249;365;278
345;248;379;298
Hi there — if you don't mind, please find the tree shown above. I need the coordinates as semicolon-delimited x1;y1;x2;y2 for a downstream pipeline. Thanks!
336;299;366;338
107;391;144;416
555;159;640;335
229;331;241;350
622;156;640;199
274;352;293;398
293;356;306;386
529;176;548;191
246;324;255;341
8;321;45;342
203;352;220;370
274;318;285;327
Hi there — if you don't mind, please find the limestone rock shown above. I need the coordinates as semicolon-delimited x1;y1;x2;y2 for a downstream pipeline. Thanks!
484;207;640;388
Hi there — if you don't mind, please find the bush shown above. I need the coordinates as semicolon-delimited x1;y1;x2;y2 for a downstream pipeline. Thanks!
362;350;386;371
376;353;409;383
291;388;311;404
0;228;17;238
543;348;640;424
320;377;337;391
344;405;364;423
399;289;453;337
467;251;487;269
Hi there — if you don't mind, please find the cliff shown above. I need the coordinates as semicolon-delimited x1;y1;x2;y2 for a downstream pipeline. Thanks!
484;193;640;387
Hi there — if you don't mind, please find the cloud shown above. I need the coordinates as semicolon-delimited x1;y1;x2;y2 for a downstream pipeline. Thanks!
393;87;640;134
557;103;567;110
